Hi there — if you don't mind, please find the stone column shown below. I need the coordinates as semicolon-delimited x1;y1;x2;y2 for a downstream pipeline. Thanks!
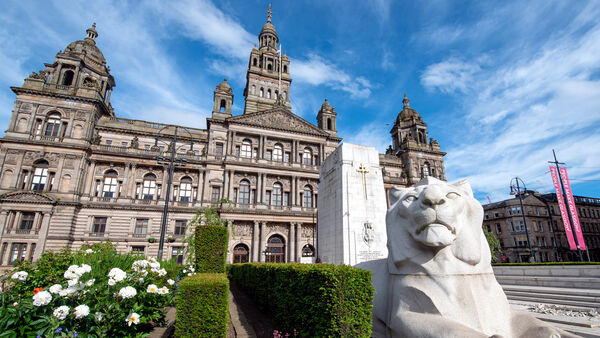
292;140;297;163
289;222;295;262
291;175;296;206
201;171;208;203
296;223;303;261
34;212;52;260
252;221;259;262
0;211;8;240
258;136;263;159
227;220;234;263
256;173;262;204
261;173;267;203
84;160;96;196
295;177;301;206
259;222;266;262
222;170;229;200
12;152;25;189
228;170;235;200
32;212;42;234
160;167;168;200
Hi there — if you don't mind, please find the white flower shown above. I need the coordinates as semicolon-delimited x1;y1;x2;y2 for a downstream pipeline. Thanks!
76;264;91;276
108;268;126;285
167;279;175;286
49;284;63;294
12;302;18;307
187;273;192;276
11;271;28;281
67;278;79;287
138;278;144;283
157;268;167;276
85;249;93;254
64;270;78;280
59;286;79;297
32;291;52;306
189;266;195;273
132;260;149;272
118;286;137;299
95;312;103;321
146;284;158;293
53;305;70;320
85;279;95;287
158;287;169;295
74;304;90;319
126;312;140;326
182;269;187;274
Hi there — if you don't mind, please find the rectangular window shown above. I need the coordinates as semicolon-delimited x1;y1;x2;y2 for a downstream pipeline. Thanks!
485;224;491;232
266;150;272;160
131;246;145;254
122;141;128;148
496;223;502;234
172;247;184;265
284;152;290;163
215;143;223;157
175;220;186;236
145;144;150;151
265;191;271;205
134;219;148;237
283;192;289;206
211;187;221;203
10;243;27;265
93;217;107;235
106;140;112;146
19;212;35;233
235;146;240;157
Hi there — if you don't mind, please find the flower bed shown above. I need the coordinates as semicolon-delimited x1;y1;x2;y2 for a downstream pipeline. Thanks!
0;242;192;337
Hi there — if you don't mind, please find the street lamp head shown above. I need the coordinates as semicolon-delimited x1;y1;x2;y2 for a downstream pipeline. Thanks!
510;186;516;195
190;141;194;151
154;137;159;147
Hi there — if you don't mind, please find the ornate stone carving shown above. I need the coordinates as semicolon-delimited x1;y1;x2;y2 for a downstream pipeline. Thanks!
0;191;54;203
228;109;327;136
27;70;47;81
75;111;87;120
234;224;252;237
357;177;575;337
301;225;314;238
130;136;139;149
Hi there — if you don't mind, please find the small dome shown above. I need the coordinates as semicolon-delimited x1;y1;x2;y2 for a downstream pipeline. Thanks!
320;98;332;111
64;40;107;65
260;21;278;36
216;79;232;93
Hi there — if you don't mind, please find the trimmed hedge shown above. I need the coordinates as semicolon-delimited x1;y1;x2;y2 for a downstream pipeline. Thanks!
195;225;228;273
175;273;229;338
229;263;373;337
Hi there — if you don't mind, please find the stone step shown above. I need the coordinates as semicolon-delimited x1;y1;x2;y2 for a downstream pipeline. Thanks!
506;295;600;309
504;290;600;305
502;284;600;298
496;275;600;289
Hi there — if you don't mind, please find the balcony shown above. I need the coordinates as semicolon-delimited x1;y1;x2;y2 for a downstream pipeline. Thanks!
132;233;147;238
15;228;32;234
88;232;105;237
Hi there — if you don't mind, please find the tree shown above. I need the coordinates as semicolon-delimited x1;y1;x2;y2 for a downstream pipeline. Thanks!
183;199;231;264
484;228;502;262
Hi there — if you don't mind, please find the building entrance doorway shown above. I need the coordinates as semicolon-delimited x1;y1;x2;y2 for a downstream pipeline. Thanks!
233;244;249;263
265;235;285;263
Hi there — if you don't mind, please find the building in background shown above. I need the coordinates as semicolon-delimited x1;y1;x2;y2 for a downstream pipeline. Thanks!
0;11;445;266
482;192;600;263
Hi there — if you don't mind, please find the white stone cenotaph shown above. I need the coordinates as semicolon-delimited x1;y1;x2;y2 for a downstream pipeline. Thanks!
317;143;388;265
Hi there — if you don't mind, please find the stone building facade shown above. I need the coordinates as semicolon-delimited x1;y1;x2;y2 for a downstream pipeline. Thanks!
0;14;445;266
482;192;600;263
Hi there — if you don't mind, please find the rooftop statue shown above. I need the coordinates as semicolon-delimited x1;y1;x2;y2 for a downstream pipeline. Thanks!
357;177;577;338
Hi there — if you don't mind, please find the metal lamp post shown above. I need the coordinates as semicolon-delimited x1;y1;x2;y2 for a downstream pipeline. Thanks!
510;177;535;263
153;125;195;260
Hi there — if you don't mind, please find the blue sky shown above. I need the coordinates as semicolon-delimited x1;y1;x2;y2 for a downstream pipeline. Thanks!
0;0;599;202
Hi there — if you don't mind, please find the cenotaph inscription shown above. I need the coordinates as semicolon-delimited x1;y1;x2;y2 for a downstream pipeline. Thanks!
317;143;388;265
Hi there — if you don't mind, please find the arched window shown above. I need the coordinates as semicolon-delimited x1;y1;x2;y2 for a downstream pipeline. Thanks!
422;162;430;178
219;99;226;112
327;118;332;130
240;139;252;158
62;70;74;86
267;64;272;71
266;235;285;263
102;170;118;198
44;113;61;137
283;91;287;99
302;244;315;257
253;58;257;67
31;160;49;191
233;244;249;263
302;148;312;165
303;185;313;208
239;180;250;204
283;65;288;73
267;89;271;99
251;85;256;95
142;173;157;200
273;144;283;162
418;131;425;143
274;91;278;100
259;88;264;97
272;183;282;207
179;176;192;202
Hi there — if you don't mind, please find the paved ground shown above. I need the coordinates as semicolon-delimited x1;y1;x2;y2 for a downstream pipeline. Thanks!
228;281;274;338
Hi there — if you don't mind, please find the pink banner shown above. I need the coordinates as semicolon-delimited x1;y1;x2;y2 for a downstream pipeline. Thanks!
549;167;576;250
560;167;586;250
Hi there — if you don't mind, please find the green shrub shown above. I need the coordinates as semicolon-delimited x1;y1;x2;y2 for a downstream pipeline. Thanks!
229;263;373;337
175;273;229;338
195;225;228;273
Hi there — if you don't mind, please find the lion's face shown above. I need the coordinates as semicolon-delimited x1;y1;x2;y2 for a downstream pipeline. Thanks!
386;177;487;270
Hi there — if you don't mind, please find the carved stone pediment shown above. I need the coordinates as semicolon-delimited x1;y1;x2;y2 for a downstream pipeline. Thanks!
0;191;55;204
227;108;329;137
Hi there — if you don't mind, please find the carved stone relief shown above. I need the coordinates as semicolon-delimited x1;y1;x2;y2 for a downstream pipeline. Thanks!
302;225;314;238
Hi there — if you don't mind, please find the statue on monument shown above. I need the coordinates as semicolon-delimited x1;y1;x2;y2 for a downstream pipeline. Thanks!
357;177;577;338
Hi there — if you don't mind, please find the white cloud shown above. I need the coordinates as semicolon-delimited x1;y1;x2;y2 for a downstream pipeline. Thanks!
426;9;600;200
293;54;372;99
343;122;390;153
420;58;480;94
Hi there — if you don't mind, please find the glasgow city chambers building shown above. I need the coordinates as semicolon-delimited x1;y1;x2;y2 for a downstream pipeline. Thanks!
0;14;445;266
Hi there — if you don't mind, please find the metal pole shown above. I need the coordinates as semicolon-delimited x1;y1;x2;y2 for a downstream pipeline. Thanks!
551;149;584;261
157;127;177;260
515;178;535;262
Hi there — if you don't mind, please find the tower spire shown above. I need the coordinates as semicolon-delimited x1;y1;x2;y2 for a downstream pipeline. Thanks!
85;22;98;44
266;4;272;22
403;93;410;108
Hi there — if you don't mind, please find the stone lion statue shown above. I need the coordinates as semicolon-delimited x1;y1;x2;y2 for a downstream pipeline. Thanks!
357;177;577;338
